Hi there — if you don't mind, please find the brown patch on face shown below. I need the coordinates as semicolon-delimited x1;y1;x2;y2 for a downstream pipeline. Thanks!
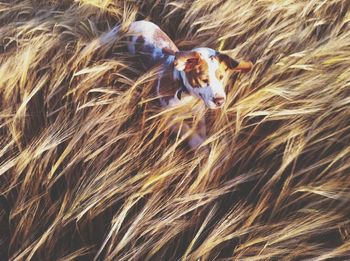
174;51;199;71
184;58;209;88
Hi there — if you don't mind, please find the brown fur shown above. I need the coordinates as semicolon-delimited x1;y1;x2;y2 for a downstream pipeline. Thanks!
153;27;179;55
185;58;209;88
182;55;228;89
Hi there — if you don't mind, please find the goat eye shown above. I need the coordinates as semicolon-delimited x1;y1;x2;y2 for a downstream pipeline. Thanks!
203;79;209;84
219;75;224;80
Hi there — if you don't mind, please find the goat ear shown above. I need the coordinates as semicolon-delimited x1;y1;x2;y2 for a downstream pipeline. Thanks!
174;51;200;71
217;53;253;73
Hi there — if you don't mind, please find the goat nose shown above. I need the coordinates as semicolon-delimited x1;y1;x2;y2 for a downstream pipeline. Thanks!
213;96;225;106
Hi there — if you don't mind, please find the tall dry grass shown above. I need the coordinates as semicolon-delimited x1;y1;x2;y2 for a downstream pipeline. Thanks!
1;0;350;260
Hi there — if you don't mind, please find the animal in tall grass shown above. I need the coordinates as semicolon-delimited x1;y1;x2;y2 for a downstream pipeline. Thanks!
105;20;253;149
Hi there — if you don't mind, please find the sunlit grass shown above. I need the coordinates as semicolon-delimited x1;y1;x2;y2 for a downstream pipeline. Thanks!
0;0;350;260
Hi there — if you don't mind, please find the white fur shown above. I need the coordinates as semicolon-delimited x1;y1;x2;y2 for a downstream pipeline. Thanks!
128;21;167;61
128;21;159;43
127;22;212;150
127;24;226;110
87;21;214;151
179;48;226;109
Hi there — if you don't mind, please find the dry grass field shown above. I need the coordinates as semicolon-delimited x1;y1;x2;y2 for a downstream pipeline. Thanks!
1;0;350;260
